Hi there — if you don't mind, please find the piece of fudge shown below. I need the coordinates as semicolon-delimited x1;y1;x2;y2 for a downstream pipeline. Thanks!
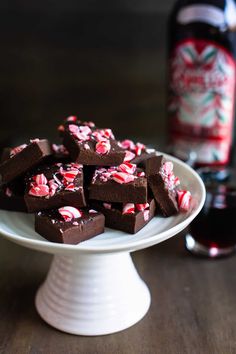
91;199;156;234
24;162;86;212
89;162;147;203
35;206;105;244
119;139;156;165
0;139;52;185
0;178;27;212
145;155;183;216
60;116;125;165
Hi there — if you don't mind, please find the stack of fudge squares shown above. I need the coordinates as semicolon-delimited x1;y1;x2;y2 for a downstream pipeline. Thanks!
0;116;191;244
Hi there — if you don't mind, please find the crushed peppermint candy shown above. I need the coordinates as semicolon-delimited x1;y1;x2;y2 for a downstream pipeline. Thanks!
10;144;27;157
5;187;13;197
96;140;111;155
66;115;78;122
122;203;135;214
122;202;150;215
143;210;150;221
112;172;135;184
89;209;98;213
124;150;136;162
28;163;83;197
177;190;191;212
58;206;82;222
118;162;136;175
120;139;147;160
103;202;112;209
160;161;180;190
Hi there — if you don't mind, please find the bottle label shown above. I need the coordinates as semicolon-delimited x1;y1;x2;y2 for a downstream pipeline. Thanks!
169;39;236;165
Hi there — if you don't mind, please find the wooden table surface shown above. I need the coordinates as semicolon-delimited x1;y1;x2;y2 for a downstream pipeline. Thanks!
1;231;236;354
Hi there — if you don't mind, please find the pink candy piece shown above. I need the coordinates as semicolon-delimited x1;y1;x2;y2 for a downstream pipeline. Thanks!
80;125;92;135
122;203;135;215
89;209;98;213
5;187;12;197
162;161;173;175
118;162;136;175
137;171;145;177
70;163;83;170
66;115;78;122
48;179;58;197
136;203;149;211
112;172;135;184
103;129;114;139
29;184;49;197
124;150;136;162
62;170;79;183
96;140;111;155
64;183;77;191
92;131;103;141
58;206;82;222
135;142;145;157
103;202;112;209
177;190;191;211
10;144;27;157
143;210;150;221
120;139;136;151
84;121;95;128
68;124;89;141
34;173;48;185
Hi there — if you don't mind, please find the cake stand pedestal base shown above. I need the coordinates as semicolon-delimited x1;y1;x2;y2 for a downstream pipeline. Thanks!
35;252;151;336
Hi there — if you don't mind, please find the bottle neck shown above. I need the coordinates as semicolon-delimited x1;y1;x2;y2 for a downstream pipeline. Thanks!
176;0;236;31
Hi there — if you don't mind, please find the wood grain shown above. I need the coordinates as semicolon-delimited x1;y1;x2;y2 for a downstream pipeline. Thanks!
0;233;236;354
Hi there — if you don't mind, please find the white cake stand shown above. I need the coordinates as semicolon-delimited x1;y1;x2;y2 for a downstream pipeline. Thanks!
0;155;205;336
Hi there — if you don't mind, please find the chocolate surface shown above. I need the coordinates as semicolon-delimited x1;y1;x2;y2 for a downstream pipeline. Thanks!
24;162;86;212
91;199;156;234
35;208;105;244
0;139;52;185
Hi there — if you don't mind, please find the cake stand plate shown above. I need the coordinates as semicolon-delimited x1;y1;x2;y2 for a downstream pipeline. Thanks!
0;155;205;335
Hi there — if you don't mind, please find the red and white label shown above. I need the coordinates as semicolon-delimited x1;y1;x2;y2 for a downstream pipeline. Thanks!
169;39;236;165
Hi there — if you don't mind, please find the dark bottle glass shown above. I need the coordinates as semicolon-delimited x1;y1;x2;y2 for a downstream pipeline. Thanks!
167;0;236;166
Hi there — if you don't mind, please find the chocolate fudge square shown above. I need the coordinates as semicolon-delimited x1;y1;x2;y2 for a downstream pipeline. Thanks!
145;155;179;216
35;207;105;244
89;164;147;204
25;162;86;212
61;117;125;165
91;199;156;234
0;139;52;185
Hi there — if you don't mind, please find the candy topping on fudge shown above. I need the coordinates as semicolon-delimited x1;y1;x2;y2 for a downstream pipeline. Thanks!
145;155;191;216
119;139;156;164
61;117;125;165
91;199;156;234
58;206;82;221
25;162;86;212
177;190;192;212
90;163;147;203
10;144;28;157
28;163;83;198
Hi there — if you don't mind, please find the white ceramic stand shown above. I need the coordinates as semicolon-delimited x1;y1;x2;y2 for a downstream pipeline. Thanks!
35;252;150;335
0;154;205;336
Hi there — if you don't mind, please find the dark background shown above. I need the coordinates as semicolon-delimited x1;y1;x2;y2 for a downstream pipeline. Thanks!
0;0;175;147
